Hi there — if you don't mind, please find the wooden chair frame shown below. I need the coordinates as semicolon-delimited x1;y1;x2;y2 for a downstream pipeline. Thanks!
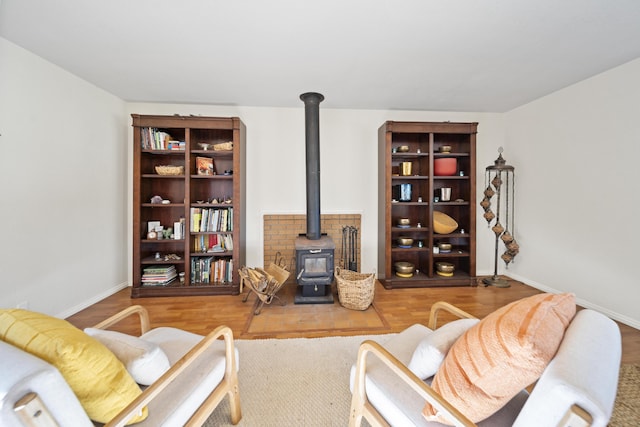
348;301;593;427
95;305;241;427
349;301;476;427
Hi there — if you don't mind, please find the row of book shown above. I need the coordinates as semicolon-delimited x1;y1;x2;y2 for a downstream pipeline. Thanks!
190;207;233;232
194;233;233;253
140;127;185;151
191;257;233;284
141;265;177;286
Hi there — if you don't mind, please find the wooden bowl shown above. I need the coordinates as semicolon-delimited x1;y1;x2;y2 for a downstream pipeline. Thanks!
394;261;415;274
436;262;455;273
433;211;458;234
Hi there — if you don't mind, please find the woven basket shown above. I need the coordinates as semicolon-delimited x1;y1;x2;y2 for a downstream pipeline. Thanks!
155;165;184;176
213;141;233;151
335;267;375;311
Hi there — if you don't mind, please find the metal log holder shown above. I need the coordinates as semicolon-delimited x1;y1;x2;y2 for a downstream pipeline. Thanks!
240;252;291;315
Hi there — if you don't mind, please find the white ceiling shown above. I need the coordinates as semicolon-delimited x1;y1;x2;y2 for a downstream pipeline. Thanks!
2;0;640;112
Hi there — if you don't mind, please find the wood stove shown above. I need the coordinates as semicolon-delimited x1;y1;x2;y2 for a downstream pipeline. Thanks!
295;235;335;303
294;92;335;304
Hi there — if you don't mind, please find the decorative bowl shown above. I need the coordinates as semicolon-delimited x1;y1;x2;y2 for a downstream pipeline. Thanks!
397;237;414;247
397;218;410;226
198;143;211;150
433;211;458;234
438;242;452;252
434;158;457;176
439;145;452;153
394;261;415;274
435;262;455;273
395;272;414;278
397;145;410;152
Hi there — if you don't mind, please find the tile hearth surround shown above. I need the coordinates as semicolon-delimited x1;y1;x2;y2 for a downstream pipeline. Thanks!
263;214;361;279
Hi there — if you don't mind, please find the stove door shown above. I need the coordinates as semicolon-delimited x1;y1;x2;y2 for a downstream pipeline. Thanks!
297;250;334;285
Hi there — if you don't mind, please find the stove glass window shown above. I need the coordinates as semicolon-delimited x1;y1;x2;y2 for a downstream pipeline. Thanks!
304;257;327;274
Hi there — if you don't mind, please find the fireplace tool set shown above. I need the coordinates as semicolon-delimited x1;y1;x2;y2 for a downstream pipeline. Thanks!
342;225;358;271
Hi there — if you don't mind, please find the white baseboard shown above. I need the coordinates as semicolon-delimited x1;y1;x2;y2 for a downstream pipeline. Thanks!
57;282;130;320
506;273;640;330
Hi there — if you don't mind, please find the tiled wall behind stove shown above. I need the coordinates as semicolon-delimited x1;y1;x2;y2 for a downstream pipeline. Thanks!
263;214;361;280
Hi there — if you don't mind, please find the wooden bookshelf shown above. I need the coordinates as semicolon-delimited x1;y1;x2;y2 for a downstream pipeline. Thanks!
378;121;477;288
131;114;246;297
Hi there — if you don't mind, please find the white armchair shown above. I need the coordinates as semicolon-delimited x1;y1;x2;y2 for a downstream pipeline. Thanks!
349;299;621;427
0;305;241;427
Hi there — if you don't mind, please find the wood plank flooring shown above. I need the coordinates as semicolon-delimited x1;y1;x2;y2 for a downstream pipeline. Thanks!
66;277;640;365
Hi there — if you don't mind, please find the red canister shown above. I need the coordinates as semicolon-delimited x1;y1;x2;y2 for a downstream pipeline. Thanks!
434;158;457;176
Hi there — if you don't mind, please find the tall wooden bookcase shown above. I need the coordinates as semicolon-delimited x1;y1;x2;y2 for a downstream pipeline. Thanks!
131;114;245;297
378;121;477;288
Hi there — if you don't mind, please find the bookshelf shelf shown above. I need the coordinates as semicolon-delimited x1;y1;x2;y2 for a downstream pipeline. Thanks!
131;114;246;297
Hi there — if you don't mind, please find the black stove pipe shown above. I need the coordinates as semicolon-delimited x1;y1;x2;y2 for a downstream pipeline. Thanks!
300;92;324;240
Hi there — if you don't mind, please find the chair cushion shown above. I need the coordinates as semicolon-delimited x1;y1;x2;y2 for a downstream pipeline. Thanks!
135;327;240;426
408;318;479;380
0;309;147;425
423;293;576;424
85;328;171;386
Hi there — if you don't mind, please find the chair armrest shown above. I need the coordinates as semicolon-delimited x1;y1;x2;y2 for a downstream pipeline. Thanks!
349;339;476;427
513;309;621;427
104;325;237;427
92;305;151;334
428;301;476;330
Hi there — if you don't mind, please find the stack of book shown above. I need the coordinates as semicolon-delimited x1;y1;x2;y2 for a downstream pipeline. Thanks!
141;265;177;286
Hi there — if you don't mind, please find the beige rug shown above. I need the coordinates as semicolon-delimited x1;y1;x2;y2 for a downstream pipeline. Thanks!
205;336;638;427
204;334;391;426
241;282;390;338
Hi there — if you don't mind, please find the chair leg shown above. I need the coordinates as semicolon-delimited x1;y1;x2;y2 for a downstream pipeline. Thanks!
228;381;242;424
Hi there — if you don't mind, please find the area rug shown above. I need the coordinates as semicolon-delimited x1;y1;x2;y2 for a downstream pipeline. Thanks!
610;364;640;427
204;334;393;426
241;282;390;338
205;336;638;427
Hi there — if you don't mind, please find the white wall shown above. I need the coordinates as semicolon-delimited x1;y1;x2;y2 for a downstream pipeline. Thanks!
0;38;128;317
505;58;640;327
125;103;504;285
4;35;638;328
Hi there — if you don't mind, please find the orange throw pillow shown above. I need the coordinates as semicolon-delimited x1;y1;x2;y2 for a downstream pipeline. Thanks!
423;293;576;424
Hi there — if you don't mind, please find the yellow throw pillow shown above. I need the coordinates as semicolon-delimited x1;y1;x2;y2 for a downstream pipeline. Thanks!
0;309;147;424
423;293;576;424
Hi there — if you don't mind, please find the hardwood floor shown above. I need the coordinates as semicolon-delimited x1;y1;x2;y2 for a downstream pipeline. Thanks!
66;276;640;365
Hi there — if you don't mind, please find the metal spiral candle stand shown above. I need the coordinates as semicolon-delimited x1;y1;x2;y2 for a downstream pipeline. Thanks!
481;148;519;287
